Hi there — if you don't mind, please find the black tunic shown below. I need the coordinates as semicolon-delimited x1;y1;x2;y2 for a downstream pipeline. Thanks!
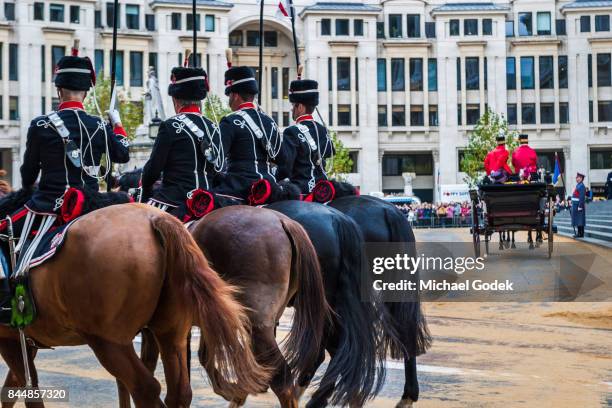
276;119;334;193
20;108;130;213
142;113;220;207
213;106;282;199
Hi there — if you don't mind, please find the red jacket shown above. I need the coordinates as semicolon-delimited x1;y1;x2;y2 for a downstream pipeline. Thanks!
512;144;538;176
484;145;513;175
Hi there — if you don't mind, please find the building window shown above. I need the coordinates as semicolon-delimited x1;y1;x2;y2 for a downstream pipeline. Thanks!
264;31;278;46
246;31;259;46
145;14;155;31
377;58;386;91
465;57;479;90
520;56;535;89
9;97;18;121
106;2;118;27
580;15;591;32
506;20;515;37
483;18;492;35
9;44;18;81
558;55;568;88
51;45;65;76
598;101;612;121
34;2;45;21
409;58;423;91
540;103;555;124
450;19;460;36
588;54;593;87
41;45;46;81
336;19;349;35
466;104;480;125
595;15;610;32
95;10;102;27
148;52;158;74
129;52;143;87
456;57;462;90
506;57;516;89
229;30;243;46
321;18;331;35
271;67;278;99
125;4;139;29
282;112;289;127
391;58;405;91
429;105;438;126
348;151;359;173
205;15;215;32
507;104;517;124
597;53;611;86
464;19;478;35
389;14;402;38
484;57;488;89
590;149;612;168
377;22;385;38
559;102;569;123
282;67;289;99
337;57;350;90
328;57;332;91
589;100;593;122
407;14;420;38
171;13;182;30
50;3;64;22
410;105;424;126
186;13;200;31
392;105;405;126
522;103;536;124
556;19;566;35
518;12;532;36
428;58;437;91
328;104;333;125
539;56;554;89
378;105;387;126
338;105;351;126
4;2;15;20
115;51;124;86
94;49;104;74
425;22;436;38
354;19;364;36
382;154;433;176
457;104;462;125
536;12;551;35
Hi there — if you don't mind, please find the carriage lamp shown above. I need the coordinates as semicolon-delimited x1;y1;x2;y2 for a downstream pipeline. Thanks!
149;111;162;139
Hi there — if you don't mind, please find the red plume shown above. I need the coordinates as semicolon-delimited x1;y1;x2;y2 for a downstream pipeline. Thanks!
71;39;80;56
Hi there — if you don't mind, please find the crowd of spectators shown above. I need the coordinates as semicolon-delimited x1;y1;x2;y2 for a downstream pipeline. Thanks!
395;201;473;228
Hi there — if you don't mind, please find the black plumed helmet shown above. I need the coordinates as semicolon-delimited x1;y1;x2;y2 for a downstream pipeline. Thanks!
168;67;209;100
54;56;95;91
289;79;319;106
224;66;258;96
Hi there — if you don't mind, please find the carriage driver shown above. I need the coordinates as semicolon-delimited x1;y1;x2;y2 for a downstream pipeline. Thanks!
512;134;538;180
276;79;334;194
0;53;130;323
484;133;513;183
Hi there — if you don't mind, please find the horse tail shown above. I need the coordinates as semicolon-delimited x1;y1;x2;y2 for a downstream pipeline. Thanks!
150;214;270;398
381;206;432;359
317;215;385;407
279;218;330;380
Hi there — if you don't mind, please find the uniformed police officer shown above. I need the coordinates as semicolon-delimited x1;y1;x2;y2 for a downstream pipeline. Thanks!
213;66;282;200
276;79;334;194
0;53;130;322
141;67;220;215
571;172;587;238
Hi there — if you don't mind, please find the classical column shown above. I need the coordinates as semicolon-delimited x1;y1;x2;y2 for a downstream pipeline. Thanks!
563;146;572;194
432;148;440;202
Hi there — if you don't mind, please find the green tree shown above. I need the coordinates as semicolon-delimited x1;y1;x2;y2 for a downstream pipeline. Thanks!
461;108;518;187
84;74;143;140
202;94;232;123
325;130;353;180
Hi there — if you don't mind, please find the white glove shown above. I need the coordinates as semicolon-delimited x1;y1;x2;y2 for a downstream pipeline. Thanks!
107;109;122;127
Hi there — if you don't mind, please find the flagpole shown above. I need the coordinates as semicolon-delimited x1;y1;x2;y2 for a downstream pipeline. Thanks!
192;0;197;67
258;0;264;106
107;0;119;192
287;0;300;73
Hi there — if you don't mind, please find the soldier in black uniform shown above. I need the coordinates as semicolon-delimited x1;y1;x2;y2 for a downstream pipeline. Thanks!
0;54;130;322
276;79;334;194
212;66;282;200
141;67;221;215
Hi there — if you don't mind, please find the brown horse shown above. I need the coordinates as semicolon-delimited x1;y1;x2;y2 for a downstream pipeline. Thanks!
132;205;330;408
0;204;270;407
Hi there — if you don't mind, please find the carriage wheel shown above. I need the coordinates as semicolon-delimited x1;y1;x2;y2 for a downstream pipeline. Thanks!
472;230;481;258
547;197;554;259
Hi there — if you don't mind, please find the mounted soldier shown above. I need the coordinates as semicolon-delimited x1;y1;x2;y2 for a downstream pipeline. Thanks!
0;50;130;322
512;134;538;181
141;66;222;220
571;172;586;238
484;133;513;183
276;78;334;195
212;65;283;201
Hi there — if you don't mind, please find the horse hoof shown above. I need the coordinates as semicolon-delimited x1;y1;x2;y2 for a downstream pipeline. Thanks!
529;244;534;250
511;243;516;249
395;398;414;408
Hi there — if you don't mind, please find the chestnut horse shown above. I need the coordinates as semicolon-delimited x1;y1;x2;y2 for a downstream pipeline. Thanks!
0;204;269;407
128;206;329;408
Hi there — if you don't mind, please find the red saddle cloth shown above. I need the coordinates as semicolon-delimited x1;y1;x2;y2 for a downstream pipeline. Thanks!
303;180;360;203
249;179;273;205
183;189;215;222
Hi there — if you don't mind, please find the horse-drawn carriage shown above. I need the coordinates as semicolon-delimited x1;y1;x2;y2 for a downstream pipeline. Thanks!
470;182;556;258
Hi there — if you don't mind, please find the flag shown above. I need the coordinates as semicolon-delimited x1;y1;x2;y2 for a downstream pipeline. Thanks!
553;152;561;184
276;0;290;18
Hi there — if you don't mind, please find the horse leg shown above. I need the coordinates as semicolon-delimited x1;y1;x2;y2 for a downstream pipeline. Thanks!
511;231;516;249
528;230;534;249
306;332;342;408
296;347;325;401
85;335;165;408
396;356;418;408
155;331;192;408
0;340;43;408
140;328;160;373
498;232;504;250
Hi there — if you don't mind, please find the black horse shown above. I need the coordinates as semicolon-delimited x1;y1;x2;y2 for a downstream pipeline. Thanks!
328;195;431;407
269;201;387;407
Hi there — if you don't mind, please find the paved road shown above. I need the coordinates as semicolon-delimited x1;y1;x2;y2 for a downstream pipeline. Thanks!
1;228;610;407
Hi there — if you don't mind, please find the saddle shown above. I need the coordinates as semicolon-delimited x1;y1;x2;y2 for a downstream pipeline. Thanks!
303;180;360;203
248;179;301;206
172;189;242;222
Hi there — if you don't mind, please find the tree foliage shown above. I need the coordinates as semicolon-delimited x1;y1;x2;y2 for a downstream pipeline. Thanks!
325;131;353;180
461;108;518;187
84;75;143;140
202;94;232;123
